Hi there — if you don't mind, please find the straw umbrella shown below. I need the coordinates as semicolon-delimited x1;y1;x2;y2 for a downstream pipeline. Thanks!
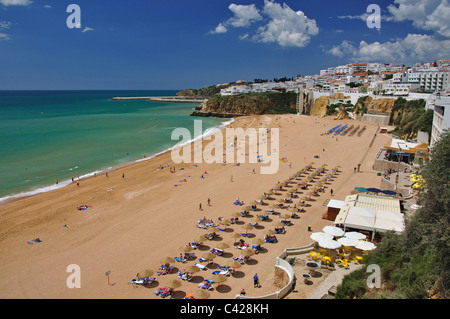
231;232;242;240
165;279;182;290
160;257;175;264
252;238;265;246
215;242;230;250
202;252;216;260
194;289;210;299
232;212;241;219
184;265;201;277
280;213;291;220
180;245;193;253
273;221;285;228
240;248;255;258
227;259;242;270
265;229;276;236
138;269;154;278
241;224;253;234
212;274;227;288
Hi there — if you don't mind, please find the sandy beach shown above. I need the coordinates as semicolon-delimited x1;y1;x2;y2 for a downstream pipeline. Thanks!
0;114;394;299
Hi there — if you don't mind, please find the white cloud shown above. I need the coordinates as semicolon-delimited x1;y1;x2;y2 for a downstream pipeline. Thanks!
387;0;450;37
227;3;263;27
82;26;94;33
328;0;450;63
252;0;318;48
0;21;12;29
0;0;32;6
43;4;51;9
210;0;319;48
327;34;450;64
210;22;227;34
0;32;10;40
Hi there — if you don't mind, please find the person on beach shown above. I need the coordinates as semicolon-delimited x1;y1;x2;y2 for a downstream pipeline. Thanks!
253;273;260;288
207;198;211;206
199;203;202;211
331;188;333;196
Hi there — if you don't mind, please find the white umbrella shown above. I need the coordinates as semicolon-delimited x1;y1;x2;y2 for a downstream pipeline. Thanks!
337;237;359;247
310;232;333;242
318;238;342;250
343;231;367;240
355;241;376;251
322;226;344;237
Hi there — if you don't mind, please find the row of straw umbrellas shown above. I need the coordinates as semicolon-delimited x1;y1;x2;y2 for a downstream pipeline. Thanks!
137;163;338;298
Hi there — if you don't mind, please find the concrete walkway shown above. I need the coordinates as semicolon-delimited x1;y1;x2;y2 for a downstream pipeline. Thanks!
306;262;363;299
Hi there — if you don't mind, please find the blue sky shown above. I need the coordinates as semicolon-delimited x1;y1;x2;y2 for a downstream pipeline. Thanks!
0;0;449;90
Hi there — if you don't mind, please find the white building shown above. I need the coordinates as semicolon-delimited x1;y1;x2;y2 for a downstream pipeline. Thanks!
407;69;450;92
431;95;450;148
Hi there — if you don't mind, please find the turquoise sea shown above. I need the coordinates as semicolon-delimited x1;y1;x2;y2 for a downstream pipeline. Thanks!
0;90;228;202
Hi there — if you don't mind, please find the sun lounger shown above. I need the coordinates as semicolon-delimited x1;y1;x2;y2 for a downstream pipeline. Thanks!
210;248;223;256
131;277;155;286
195;263;207;271
212;269;230;276
174;256;186;263
241;233;251;237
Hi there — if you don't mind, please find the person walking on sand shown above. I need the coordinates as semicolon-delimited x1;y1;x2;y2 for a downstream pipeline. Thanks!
199;203;202;211
207;198;211;206
331;188;333;196
253;273;260;288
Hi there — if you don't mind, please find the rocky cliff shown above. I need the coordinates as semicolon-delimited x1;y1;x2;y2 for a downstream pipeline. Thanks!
190;92;298;117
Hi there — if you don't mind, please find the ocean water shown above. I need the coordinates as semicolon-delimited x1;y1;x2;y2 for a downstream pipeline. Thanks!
0;90;228;202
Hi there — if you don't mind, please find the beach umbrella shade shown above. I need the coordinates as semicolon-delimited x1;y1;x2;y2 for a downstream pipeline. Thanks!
310;232;333;242
194;289;210;299
160;257;175;264
344;232;367;240
165;279;182;289
355;241;376;251
322;226;344;237
318;238;341;250
337;237;359;247
138;269;154;278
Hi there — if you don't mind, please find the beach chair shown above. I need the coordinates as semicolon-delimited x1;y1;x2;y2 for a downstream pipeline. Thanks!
184;252;196;260
131;277;155;286
212;269;230;276
174;256;186;263
178;272;192;282
194;263;207;271
210;248;223;256
198;281;213;290
241;233;251;238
